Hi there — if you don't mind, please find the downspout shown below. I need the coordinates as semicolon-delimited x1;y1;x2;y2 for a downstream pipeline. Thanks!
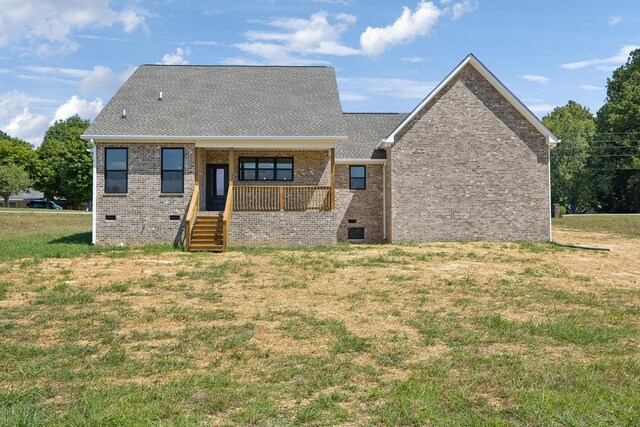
547;146;552;242
90;139;97;245
383;160;387;242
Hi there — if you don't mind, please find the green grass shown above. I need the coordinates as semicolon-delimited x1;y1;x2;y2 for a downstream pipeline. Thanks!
0;211;178;260
553;214;640;238
0;212;638;425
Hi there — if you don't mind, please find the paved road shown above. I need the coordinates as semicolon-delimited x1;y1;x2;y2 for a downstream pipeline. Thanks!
0;209;91;215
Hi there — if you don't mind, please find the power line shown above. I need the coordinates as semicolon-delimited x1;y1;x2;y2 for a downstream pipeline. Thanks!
582;168;640;171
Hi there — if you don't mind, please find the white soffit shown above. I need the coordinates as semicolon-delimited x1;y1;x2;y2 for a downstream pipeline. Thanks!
380;54;560;148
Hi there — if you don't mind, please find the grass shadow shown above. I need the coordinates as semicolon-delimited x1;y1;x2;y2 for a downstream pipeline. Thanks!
49;232;92;245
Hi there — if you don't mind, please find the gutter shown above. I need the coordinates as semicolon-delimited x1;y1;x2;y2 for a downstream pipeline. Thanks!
81;134;348;142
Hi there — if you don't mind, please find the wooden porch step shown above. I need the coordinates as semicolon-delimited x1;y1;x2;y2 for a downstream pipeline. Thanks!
187;215;225;252
192;231;223;237
196;216;222;221
189;243;224;252
194;227;222;232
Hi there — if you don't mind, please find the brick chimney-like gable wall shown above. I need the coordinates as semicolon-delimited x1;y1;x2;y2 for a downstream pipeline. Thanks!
389;64;550;242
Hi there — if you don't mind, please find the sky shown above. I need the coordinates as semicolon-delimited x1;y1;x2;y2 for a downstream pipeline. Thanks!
0;0;639;145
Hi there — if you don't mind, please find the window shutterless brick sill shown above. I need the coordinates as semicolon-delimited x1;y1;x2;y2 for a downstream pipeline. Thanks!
160;193;184;197
102;194;127;197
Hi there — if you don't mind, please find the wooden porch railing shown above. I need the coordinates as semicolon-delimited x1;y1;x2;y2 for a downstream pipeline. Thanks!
233;185;332;211
222;182;234;251
184;183;199;251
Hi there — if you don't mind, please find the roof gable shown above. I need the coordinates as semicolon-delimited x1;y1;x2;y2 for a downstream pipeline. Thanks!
83;65;346;140
380;54;559;148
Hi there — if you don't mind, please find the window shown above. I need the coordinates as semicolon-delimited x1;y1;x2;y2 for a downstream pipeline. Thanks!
349;165;366;190
105;148;128;193
162;148;184;193
348;227;365;240
239;157;293;181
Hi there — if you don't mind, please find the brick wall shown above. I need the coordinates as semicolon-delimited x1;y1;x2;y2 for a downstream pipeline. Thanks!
95;142;195;245
335;164;385;243
229;210;337;247
389;64;550;242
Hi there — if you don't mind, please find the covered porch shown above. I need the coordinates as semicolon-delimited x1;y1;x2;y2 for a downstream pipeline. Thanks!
185;146;336;251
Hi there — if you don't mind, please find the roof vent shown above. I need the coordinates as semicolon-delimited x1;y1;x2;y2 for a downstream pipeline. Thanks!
121;109;126;119
159;91;163;101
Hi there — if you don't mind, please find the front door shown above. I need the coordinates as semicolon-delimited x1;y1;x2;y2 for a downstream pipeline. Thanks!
206;164;229;211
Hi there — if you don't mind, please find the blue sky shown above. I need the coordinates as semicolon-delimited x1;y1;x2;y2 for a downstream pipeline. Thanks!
1;0;638;144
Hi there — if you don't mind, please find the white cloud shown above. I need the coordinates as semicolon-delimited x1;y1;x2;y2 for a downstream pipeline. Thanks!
51;96;103;124
79;66;135;93
338;77;437;100
340;92;370;102
203;9;223;16
119;8;148;34
21;66;91;78
79;34;130;42
17;74;77;86
0;0;149;56
159;47;191;65
0;91;53;122
580;84;603;91
527;104;556;114
18;65;135;93
228;43;329;66
522;74;550;84
2;108;50;144
402;55;426;63
230;11;359;65
561;45;639;70
360;1;442;56
0;92;104;144
451;0;478;20
609;15;622;26
192;40;219;46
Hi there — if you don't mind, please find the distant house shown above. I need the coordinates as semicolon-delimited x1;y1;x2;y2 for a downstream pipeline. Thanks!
0;189;45;208
81;54;558;251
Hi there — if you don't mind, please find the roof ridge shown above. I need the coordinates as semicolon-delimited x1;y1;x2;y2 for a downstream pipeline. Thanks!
140;64;332;68
343;112;407;115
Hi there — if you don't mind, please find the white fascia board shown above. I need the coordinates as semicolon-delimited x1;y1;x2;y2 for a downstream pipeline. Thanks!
81;134;347;143
194;140;340;149
380;54;560;147
335;158;387;164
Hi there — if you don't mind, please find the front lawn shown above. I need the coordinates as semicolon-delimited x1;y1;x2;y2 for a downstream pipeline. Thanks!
0;214;638;424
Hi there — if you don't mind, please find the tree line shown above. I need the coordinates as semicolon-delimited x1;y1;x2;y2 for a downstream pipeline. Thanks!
0;116;91;207
544;48;640;213
2;50;639;212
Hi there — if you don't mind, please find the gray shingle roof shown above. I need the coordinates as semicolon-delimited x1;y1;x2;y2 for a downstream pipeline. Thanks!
84;65;345;138
337;113;407;160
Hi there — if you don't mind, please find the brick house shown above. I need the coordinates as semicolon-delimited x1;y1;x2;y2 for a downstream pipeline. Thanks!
82;54;558;251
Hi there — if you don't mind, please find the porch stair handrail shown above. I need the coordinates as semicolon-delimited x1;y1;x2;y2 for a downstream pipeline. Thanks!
222;182;234;251
184;183;199;251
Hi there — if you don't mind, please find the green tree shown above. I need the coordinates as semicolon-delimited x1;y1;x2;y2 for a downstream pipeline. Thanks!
542;101;596;212
33;116;92;205
0;164;31;207
0;134;36;171
596;48;640;212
